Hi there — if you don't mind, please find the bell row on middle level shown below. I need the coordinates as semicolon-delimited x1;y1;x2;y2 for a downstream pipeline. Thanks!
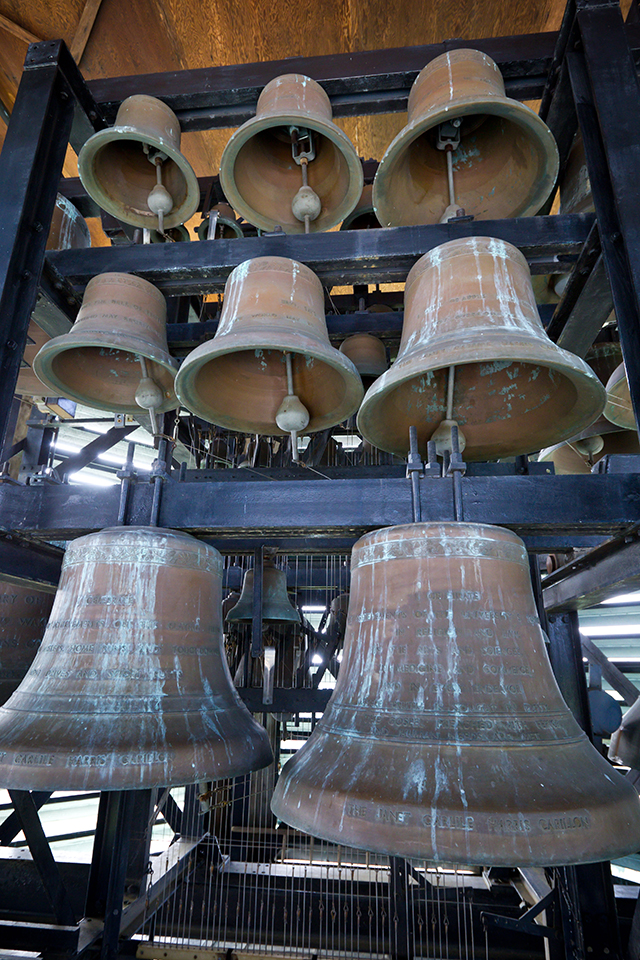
31;236;635;465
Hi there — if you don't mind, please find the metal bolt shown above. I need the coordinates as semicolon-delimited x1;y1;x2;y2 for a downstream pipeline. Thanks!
22;270;31;280
32;221;43;233
6;340;17;350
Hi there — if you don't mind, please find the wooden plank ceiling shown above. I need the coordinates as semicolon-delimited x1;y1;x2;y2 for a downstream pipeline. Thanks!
0;0;589;247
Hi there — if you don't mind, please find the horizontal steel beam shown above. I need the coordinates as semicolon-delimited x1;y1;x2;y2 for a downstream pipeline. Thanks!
1;474;639;543
237;688;332;712
543;527;640;611
46;214;594;296
85;32;561;127
0;534;62;591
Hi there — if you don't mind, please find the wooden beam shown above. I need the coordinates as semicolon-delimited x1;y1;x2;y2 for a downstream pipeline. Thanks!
70;0;104;64
0;13;39;46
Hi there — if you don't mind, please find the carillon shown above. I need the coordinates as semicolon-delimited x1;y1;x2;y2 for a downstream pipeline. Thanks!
78;94;199;232
227;560;300;625
272;522;640;866
219;74;363;233
357;237;605;460
373;49;559;226
0;585;54;705
0;527;273;790
33;272;177;431
175;256;363;456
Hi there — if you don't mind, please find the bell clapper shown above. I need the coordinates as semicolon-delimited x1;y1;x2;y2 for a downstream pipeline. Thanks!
135;355;164;436
290;126;321;232
275;352;310;463
436;118;464;223
430;364;467;457
147;153;174;235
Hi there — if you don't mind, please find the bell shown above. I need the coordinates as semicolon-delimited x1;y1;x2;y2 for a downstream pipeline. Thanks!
219;74;363;234
174;257;363;435
609;696;640;768
0;584;54;705
227;560;300;625
272;522;640;866
150;224;191;243
197;203;244;241
604;362;636;430
340;184;380;231
559;130;594;216
373;49;559;226
586;341;622;386
78;95;199;230
18;194;92;398
538;424;639;474
339;334;388;391
356;237;605;461
0;527;273;791
33;272;178;417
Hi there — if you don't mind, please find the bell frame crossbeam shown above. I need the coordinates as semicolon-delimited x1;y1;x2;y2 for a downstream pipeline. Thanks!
0;0;639;958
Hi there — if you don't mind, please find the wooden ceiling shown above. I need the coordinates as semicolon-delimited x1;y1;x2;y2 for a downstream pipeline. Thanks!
0;0;624;246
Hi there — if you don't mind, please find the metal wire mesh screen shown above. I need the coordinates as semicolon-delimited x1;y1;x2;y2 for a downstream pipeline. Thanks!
132;553;545;959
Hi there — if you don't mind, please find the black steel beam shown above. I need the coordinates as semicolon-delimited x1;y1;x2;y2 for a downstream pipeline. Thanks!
543;527;640;612
0;535;62;591
238;687;332;713
573;1;640;429
56;424;137;479
580;636;639;707
0;43;74;455
46;214;594;296
1;474;640;542
85;31;560;129
0;919;79;952
8;791;76;927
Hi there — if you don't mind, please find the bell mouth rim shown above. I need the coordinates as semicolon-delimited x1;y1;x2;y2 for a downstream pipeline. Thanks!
373;97;559;226
175;333;364;433
33;339;179;415
78;127;200;230
196;214;244;240
219;113;364;234
357;342;606;460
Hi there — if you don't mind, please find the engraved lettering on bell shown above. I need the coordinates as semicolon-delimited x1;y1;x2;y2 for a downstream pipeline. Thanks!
272;522;640;866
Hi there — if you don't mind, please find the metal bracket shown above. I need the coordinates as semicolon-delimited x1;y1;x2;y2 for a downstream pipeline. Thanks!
406;425;424;522
482;888;559;940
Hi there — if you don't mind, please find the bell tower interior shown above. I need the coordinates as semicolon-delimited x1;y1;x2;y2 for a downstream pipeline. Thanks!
0;1;639;958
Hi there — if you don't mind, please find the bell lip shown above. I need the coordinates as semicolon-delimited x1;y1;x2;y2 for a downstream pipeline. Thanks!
271;753;640;867
219;112;364;234
604;362;636;429
0;737;274;792
356;335;606;460
175;328;364;434
32;332;179;415
196;213;244;240
372;97;559;226
78;126;200;230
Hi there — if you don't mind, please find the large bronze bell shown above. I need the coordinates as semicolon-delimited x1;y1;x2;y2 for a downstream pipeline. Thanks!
226;560;300;625
604;362;636;430
219;74;363;234
357;237;605;461
174;257;363;435
373;49;559;226
78;95;199;230
33;272;178;417
271;522;640;866
0;527;272;791
0;585;54;705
